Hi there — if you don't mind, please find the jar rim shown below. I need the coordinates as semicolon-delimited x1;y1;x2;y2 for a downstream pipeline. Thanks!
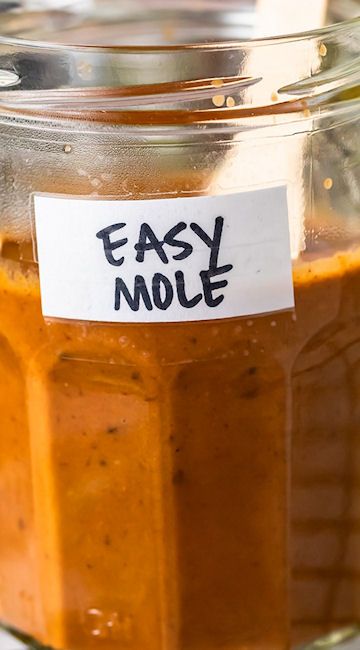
0;12;359;53
0;2;359;127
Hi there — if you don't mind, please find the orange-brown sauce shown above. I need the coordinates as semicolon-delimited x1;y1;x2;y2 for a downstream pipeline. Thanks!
0;247;360;649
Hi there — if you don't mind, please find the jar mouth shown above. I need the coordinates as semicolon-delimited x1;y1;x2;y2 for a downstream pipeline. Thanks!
0;0;359;126
0;1;359;51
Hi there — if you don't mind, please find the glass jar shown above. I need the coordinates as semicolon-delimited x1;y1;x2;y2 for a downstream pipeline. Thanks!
0;2;360;649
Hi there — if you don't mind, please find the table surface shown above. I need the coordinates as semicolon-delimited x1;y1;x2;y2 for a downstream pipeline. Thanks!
0;628;359;650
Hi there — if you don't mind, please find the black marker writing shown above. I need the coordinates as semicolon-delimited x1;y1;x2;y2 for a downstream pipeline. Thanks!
163;223;193;261
96;223;127;267
175;270;202;308
99;215;233;313
115;275;153;312
190;216;224;269
200;264;233;308
135;223;168;264
152;273;174;310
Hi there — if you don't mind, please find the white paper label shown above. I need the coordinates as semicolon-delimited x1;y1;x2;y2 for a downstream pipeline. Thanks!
34;187;294;323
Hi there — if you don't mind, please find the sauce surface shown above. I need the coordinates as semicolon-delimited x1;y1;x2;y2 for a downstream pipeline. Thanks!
0;247;360;649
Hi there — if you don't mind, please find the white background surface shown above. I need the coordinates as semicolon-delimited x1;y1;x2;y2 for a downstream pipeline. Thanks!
0;628;359;649
0;630;27;649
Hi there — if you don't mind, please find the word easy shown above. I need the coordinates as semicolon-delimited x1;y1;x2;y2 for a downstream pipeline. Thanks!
96;217;233;313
